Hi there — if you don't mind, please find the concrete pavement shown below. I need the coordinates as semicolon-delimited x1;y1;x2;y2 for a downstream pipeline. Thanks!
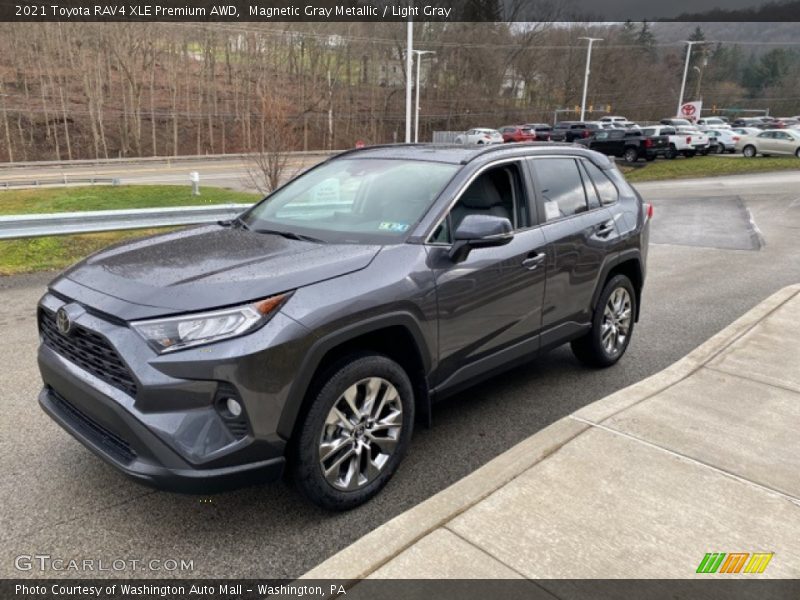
304;284;800;580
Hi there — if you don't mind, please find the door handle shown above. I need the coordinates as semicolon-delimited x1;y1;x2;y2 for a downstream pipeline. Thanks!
522;253;546;270
594;221;616;238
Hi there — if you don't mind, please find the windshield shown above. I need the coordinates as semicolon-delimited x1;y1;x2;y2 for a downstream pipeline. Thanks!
243;158;458;244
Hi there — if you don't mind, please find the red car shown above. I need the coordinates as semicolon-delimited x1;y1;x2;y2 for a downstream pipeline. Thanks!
500;125;536;143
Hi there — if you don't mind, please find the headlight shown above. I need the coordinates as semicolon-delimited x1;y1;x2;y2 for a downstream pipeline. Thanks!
131;293;290;354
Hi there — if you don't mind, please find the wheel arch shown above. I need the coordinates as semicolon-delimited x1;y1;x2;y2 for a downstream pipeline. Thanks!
277;315;431;441
591;253;644;322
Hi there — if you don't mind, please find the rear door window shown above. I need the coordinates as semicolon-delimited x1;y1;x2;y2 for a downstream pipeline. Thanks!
530;158;588;222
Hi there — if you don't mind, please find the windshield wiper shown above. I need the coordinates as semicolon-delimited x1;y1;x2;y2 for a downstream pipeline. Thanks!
218;215;250;230
253;228;325;244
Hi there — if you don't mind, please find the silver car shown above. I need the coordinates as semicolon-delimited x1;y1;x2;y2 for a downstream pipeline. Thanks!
736;129;800;158
455;128;504;145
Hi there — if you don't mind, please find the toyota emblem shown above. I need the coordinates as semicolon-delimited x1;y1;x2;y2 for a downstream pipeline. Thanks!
56;307;72;335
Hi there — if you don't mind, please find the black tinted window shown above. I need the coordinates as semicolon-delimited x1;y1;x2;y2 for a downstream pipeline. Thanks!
583;161;619;206
531;158;587;221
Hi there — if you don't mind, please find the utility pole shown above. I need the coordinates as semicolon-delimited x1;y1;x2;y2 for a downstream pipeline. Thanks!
405;19;413;143
413;50;435;143
578;37;602;122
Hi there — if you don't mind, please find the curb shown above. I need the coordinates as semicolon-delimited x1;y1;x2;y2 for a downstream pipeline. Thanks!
302;284;800;582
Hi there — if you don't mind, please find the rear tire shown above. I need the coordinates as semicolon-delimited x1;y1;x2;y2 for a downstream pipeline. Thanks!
623;147;639;163
683;150;696;158
290;354;415;510
666;145;678;159
715;144;725;154
571;274;636;368
795;148;800;158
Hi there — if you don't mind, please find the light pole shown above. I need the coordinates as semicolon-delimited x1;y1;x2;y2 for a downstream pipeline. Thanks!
578;37;602;122
677;40;703;117
413;50;435;143
404;19;413;143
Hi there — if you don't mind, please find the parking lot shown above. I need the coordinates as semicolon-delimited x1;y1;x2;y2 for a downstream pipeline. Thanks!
1;171;798;578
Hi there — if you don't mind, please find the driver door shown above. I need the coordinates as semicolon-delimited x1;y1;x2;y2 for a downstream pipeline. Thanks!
428;160;547;392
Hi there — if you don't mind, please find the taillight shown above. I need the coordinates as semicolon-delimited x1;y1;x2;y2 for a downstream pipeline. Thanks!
644;138;653;148
582;130;590;138
686;136;692;143
733;136;740;141
645;203;654;220
484;135;491;140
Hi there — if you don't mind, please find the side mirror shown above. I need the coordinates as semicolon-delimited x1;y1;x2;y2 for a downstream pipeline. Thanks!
449;214;514;262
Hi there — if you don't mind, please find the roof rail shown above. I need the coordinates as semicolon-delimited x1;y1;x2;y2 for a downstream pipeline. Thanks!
459;142;564;164
327;143;427;161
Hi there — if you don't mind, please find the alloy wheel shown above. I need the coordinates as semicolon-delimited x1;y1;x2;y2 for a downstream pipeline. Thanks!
318;377;403;491
601;287;632;356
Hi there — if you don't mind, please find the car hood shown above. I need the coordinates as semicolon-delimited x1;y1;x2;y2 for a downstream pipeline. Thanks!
53;225;381;319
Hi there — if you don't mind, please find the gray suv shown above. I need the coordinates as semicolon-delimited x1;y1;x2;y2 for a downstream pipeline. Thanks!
37;143;650;509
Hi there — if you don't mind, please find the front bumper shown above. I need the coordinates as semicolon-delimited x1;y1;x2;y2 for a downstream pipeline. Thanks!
36;291;310;493
39;385;284;493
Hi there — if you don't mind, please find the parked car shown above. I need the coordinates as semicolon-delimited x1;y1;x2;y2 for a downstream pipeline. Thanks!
675;126;710;156
455;128;504;145
523;123;553;141
705;129;740;153
732;117;764;128
737;129;800;158
599;116;631;127
641;125;701;159
579;128;669;162
731;127;762;138
36;143;650;509
696;117;730;129
549;121;601;142
660;118;693;127
704;131;722;154
500;125;536;143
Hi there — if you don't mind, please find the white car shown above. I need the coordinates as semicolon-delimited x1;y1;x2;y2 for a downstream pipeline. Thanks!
675;126;710;156
731;127;762;138
454;128;503;145
600;116;631;127
737;129;800;158
642;125;701;159
696;117;731;129
705;129;741;153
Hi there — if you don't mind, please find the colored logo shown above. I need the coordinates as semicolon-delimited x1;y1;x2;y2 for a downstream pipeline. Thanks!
696;552;773;574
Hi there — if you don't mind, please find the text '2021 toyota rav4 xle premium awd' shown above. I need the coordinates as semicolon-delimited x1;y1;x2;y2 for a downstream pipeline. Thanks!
37;143;649;509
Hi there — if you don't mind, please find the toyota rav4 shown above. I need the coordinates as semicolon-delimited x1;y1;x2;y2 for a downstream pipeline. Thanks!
37;143;650;510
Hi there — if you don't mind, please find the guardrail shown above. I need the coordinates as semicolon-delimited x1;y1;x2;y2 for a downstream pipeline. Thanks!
0;201;355;240
0;204;250;240
0;177;119;189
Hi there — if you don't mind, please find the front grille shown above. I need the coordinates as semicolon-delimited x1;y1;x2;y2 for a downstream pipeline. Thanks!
49;388;137;464
39;308;138;397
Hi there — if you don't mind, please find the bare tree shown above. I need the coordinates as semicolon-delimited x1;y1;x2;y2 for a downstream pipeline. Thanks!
244;93;297;194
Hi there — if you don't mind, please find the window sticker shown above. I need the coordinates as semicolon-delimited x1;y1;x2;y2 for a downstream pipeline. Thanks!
544;200;560;221
378;222;410;232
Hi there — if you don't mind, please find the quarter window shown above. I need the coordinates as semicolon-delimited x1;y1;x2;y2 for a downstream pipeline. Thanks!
582;161;619;206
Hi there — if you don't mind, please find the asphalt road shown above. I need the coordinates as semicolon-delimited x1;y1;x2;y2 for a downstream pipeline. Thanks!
1;172;799;579
0;155;329;193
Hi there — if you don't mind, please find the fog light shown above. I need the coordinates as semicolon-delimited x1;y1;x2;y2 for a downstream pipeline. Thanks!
225;398;242;417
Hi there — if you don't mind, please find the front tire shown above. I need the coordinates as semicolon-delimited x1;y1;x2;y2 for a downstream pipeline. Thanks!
291;354;414;510
571;274;636;368
743;145;756;158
